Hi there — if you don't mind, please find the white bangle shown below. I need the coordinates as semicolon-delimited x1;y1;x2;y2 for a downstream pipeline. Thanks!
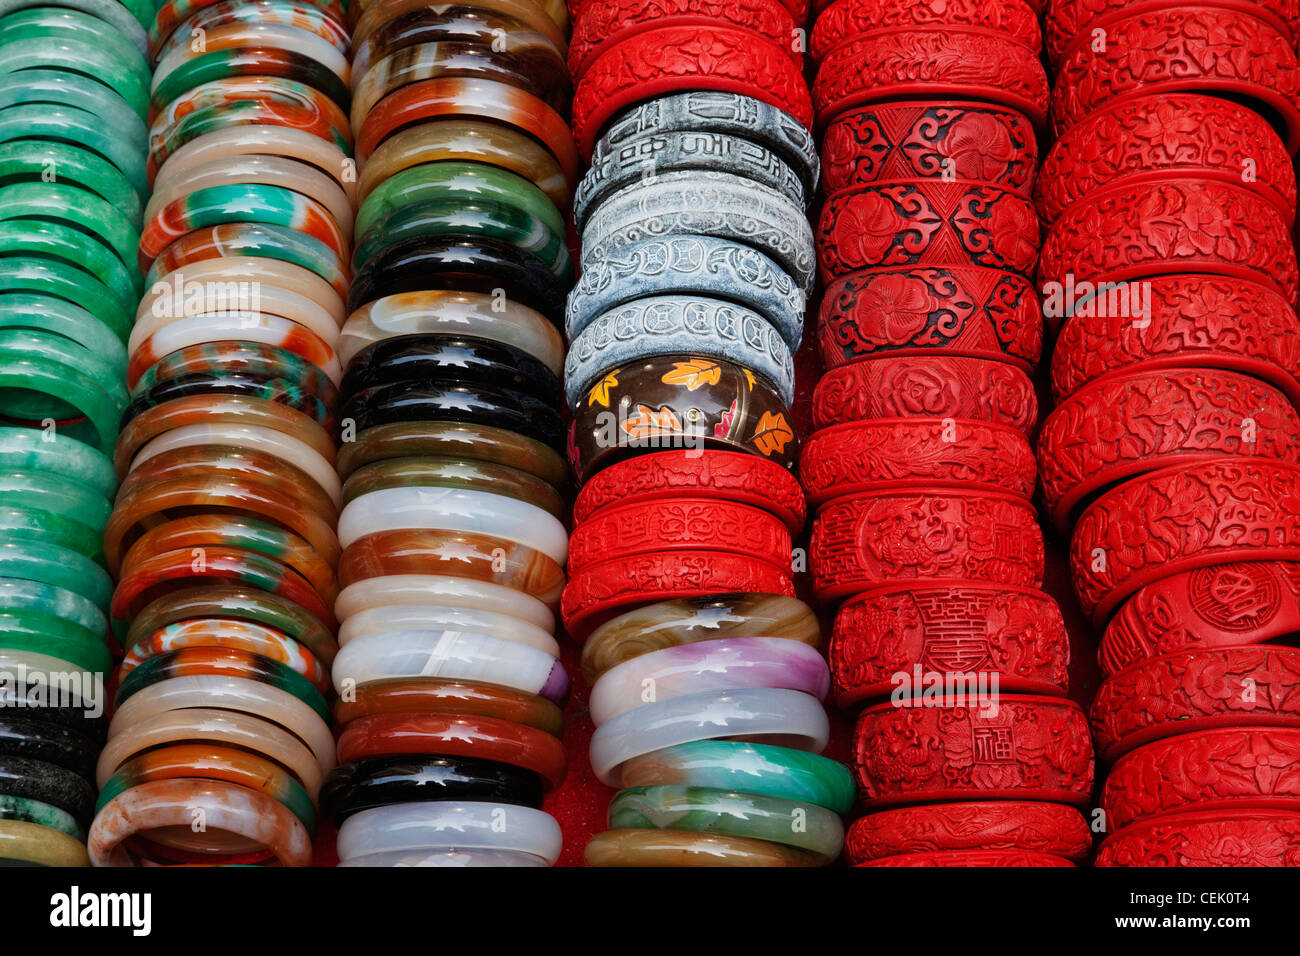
338;847;548;867
336;802;562;865
335;574;555;634
337;603;558;656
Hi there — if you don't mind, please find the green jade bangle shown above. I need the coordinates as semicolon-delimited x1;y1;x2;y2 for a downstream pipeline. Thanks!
0;355;120;450
0;294;129;373
0;8;150;87
608;785;845;861
353;160;563;242
0;68;147;153
0;793;81;839
0;101;147;198
0;576;107;642
0;0;148;54
0;35;149;117
0;220;139;309
352;196;572;281
0;504;105;560
0;537;113;610
0;609;111;675
0;426;116;498
0;327;129;414
619;741;858;815
0;259;132;343
0;141;142;229
0;181;141;276
0;470;111;533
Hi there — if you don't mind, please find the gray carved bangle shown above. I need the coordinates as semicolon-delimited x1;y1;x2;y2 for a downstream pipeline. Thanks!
580;171;816;296
574;129;807;230
593;91;819;196
564;295;795;409
564;235;805;349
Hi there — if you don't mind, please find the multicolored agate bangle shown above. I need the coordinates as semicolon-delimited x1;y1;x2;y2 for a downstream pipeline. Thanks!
337;420;566;487
122;618;328;693
0;818;89;866
339;529;564;609
88;778;312;866
609;785;843;861
341;457;563;517
338;486;567;563
0;715;99;780
337;605;556;659
331;629;567;703
335;802;562;865
320;755;544;825
585;828;820;867
153;0;348;60
335;713;566;788
340;290;563;374
0;755;94;828
95;706;323;798
590;688;830;787
590;639;830;726
357;120;568;208
95;742;317;830
130;286;341;359
580;594;820;684
148;69;350;144
151;21;351;93
350;0;567;62
333;677;564;738
567;352;797;482
335;574;554;635
129;341;339;410
121;371;336;434
0;793;82;840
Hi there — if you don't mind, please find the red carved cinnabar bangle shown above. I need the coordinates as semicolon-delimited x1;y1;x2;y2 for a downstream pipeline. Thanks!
1100;561;1300;679
567;0;798;79
1050;7;1300;150
856;849;1076;866
1038;368;1300;530
812;28;1049;126
830;582;1068;708
1102;726;1300;830
812;355;1038;435
818;266;1042;371
799;418;1037;505
1070;458;1300;625
1095;808;1300;866
1039;178;1299;302
561;550;796;639
1091;646;1300;763
810;489;1044;602
1048;273;1300;405
571;449;806;534
853;694;1095;807
817;180;1039;283
811;0;1042;61
1035;93;1296;226
846;801;1092;864
821;101;1038;197
571;25;813;159
568;497;792;574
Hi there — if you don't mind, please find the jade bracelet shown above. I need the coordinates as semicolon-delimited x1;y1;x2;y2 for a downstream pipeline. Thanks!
0;327;129;410
0;793;82;839
0;536;113;609
0;102;148;198
0;577;106;645
0;609;112;676
0;181;141;276
0;34;148;117
0;258;132;342
0;503;105;559
0;345;125;450
0;141;142;228
0;68;146;156
0;8;150;86
0;0;148;54
0;293;129;374
0;219;139;309
0;470;111;533
0;426;116;498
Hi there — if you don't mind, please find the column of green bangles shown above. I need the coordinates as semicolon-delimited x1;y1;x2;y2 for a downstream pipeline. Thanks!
85;0;351;867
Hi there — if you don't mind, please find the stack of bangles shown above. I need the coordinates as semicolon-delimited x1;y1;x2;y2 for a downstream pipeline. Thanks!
800;0;1097;867
0;0;153;866
1037;0;1300;867
86;0;354;866
562;0;854;867
325;0;573;867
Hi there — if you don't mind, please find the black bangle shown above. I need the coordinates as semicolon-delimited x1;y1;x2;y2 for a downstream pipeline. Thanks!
0;755;96;829
347;236;567;322
120;371;335;432
341;334;561;405
0;716;99;782
132;341;338;408
318;754;545;826
0;688;106;742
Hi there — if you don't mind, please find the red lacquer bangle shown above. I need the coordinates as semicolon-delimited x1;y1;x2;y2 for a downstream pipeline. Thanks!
799;418;1037;505
1038;178;1299;301
817;180;1039;283
831;582;1069;709
811;489;1044;602
1100;561;1300;679
335;711;566;788
1049;7;1300;150
567;0;799;79
1095;809;1300;866
811;0;1041;60
1069;458;1300;625
812;355;1038;436
1092;645;1300;763
818;267;1041;372
821;101;1037;197
568;498;791;575
1102;726;1300;829
1035;93;1296;226
846;801;1092;864
857;849;1075;866
561;550;796;640
1038;368;1300;529
571;449;807;534
571;24;813;159
812;28;1049;126
1048;273;1300;405
853;694;1094;807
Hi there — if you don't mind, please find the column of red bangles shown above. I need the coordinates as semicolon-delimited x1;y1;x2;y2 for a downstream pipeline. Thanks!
323;0;575;867
564;0;857;867
806;0;1099;868
86;0;355;867
1039;0;1300;868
